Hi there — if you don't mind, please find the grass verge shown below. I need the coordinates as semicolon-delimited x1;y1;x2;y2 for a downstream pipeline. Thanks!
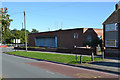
6;51;102;64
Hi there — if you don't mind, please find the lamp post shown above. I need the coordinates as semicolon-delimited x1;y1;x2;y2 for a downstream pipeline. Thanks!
24;11;27;51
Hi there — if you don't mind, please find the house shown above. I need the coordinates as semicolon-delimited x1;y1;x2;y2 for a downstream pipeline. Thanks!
103;2;120;57
28;28;103;49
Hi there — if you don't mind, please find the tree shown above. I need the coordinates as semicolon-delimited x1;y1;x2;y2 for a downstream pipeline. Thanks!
0;7;13;44
2;31;14;44
1;7;13;32
31;29;39;33
10;29;30;44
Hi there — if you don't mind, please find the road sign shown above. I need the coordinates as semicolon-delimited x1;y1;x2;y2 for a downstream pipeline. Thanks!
13;39;21;43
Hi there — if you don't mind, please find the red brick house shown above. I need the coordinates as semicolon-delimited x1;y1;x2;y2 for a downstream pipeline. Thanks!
28;28;103;49
103;2;120;56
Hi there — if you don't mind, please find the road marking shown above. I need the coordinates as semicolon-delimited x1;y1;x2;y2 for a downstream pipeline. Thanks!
94;77;97;78
46;71;55;75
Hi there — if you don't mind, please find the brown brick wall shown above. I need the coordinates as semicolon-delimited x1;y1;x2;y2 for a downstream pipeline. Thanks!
118;9;120;49
118;9;120;22
57;28;102;49
28;28;103;49
103;9;120;49
103;24;105;47
83;28;98;44
118;23;120;48
57;29;84;49
103;10;119;24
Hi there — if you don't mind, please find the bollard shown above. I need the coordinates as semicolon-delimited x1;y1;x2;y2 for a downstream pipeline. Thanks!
80;55;82;64
102;51;104;59
91;52;94;61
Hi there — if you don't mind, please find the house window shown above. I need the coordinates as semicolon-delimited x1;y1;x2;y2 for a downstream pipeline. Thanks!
115;23;118;31
105;23;118;31
87;35;92;42
105;40;118;47
74;33;78;39
98;35;102;39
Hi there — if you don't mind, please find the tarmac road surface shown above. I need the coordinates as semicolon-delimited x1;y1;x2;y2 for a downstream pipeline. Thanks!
2;53;71;78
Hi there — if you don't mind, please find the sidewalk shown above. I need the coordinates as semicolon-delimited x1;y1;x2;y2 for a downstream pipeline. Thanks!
78;59;120;75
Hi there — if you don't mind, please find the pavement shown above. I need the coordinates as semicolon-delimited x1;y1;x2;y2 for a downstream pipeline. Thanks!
79;59;120;75
1;47;120;79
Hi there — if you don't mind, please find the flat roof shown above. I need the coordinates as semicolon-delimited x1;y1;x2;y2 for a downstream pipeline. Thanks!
29;28;103;35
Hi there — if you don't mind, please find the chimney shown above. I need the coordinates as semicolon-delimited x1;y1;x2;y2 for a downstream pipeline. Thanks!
115;3;119;10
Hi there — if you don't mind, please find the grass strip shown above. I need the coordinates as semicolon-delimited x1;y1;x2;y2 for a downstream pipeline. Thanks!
6;51;102;64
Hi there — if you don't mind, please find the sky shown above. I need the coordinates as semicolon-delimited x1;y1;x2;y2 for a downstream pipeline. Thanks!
1;2;118;32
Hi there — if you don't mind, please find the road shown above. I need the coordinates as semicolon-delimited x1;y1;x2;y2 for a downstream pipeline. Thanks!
2;48;71;78
1;47;119;79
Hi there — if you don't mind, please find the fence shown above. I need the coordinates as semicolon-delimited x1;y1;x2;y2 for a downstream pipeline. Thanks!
73;47;96;55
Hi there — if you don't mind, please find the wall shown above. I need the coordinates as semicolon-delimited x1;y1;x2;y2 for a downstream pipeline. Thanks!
28;31;57;47
28;28;103;49
57;29;84;49
103;9;120;49
118;10;120;48
105;31;118;41
118;23;120;48
83;28;99;44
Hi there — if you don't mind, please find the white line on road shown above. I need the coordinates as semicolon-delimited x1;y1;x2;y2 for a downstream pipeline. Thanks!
46;71;55;75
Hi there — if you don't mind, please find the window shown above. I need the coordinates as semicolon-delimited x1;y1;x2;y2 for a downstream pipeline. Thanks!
105;40;118;47
115;23;118;31
98;35;102;39
74;33;78;39
87;35;92;42
105;23;118;31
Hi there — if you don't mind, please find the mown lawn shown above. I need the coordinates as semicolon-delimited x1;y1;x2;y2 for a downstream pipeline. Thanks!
6;51;102;64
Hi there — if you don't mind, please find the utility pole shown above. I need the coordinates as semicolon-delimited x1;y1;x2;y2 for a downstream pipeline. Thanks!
24;11;27;51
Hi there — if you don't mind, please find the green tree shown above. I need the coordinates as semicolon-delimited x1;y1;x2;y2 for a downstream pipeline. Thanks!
1;7;13;44
1;7;13;32
2;31;14;44
31;29;39;33
10;29;30;44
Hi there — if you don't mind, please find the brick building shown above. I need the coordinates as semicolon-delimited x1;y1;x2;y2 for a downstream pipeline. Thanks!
28;28;103;49
103;2;120;49
103;2;120;56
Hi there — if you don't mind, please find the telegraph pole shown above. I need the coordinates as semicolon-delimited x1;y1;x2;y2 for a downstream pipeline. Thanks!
24;11;27;51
